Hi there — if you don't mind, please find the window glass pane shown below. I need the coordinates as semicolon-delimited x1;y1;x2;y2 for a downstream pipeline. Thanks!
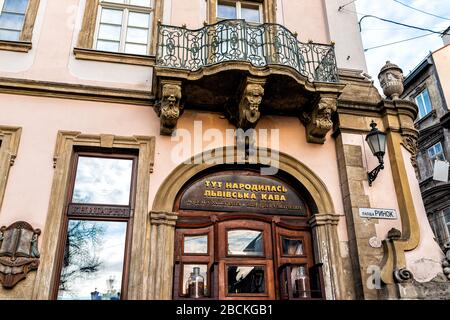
182;264;208;296
124;43;147;54
72;157;133;205
100;8;123;25
98;24;122;41
218;2;236;19
435;142;442;153
241;5;260;23
0;13;25;30
126;27;148;43
281;237;303;255
130;0;152;7
290;265;310;298
96;40;120;52
0;29;20;41
227;230;263;256
227;265;265;294
57;220;127;300
428;147;435;157
422;89;432;113
128;12;150;28
3;0;28;14
184;235;208;254
415;95;426;119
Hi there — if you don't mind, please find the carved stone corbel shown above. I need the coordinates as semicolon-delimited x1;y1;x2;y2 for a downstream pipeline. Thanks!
0;221;41;289
401;130;419;170
226;77;266;130
301;94;337;144
154;81;183;135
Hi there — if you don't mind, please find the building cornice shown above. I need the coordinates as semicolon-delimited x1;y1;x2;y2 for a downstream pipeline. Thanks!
0;77;154;105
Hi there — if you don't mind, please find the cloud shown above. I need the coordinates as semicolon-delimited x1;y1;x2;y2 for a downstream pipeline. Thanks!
355;0;449;85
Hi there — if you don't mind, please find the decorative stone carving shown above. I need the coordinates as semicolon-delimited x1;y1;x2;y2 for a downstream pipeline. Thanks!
401;131;419;170
302;95;337;144
237;82;264;129
443;242;450;280
394;268;414;283
225;77;266;130
387;227;402;240
0;221;41;289
378;61;404;100
155;83;183;135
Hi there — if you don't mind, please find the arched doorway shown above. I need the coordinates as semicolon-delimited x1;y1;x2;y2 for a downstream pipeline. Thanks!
172;166;324;300
148;147;343;300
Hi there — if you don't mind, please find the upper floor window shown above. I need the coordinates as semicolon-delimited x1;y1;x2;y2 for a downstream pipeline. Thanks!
217;0;262;23
415;88;433;119
0;0;29;41
427;142;445;162
94;0;153;55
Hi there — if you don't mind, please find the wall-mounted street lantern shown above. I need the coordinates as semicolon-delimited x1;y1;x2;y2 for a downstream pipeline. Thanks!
366;121;387;186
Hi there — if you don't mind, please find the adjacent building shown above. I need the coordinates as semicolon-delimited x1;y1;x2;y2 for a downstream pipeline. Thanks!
0;0;448;300
402;43;450;249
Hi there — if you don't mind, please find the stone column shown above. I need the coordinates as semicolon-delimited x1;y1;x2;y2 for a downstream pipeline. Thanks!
147;211;178;299
308;213;345;300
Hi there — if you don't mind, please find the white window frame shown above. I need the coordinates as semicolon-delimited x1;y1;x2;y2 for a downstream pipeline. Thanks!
415;88;433;119
93;0;154;55
0;0;29;41
427;142;445;162
217;0;263;23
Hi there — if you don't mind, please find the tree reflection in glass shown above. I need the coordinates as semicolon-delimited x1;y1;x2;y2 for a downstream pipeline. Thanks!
72;157;133;205
227;266;265;294
57;220;127;300
227;230;263;256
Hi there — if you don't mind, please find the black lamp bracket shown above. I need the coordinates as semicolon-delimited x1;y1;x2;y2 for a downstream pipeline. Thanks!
368;162;384;187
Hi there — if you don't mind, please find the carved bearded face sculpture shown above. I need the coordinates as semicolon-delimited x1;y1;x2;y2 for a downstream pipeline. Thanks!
244;84;264;123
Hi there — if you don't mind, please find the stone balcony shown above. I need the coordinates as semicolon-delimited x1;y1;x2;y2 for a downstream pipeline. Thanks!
153;19;345;143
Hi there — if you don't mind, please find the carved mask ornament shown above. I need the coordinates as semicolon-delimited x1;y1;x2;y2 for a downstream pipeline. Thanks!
155;83;183;135
237;82;265;129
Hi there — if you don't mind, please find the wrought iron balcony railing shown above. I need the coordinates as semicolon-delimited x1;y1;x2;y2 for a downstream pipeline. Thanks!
156;19;339;83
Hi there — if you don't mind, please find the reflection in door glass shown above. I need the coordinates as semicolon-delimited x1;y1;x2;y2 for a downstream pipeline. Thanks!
281;237;303;256
184;235;208;254
227;230;263;256
227;265;265;294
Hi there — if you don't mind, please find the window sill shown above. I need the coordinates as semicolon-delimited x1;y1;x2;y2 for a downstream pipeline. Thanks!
0;40;32;52
415;109;436;127
73;47;155;66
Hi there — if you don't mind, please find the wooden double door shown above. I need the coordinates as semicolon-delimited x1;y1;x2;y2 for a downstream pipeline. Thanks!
174;217;319;300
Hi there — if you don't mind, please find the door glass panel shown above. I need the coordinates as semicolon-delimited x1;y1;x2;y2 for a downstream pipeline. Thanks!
281;237;303;256
182;264;208;296
227;230;263;256
57;220;127;300
291;265;310;298
72;157;133;205
227;265;265;294
184;235;208;254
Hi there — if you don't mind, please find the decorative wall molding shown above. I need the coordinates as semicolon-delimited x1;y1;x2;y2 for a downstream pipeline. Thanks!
0;221;41;289
73;48;156;66
0;40;32;53
0;126;22;213
0;77;153;106
32;131;155;300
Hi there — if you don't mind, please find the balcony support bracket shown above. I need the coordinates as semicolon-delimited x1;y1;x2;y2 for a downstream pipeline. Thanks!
301;94;338;144
154;80;183;136
226;77;266;131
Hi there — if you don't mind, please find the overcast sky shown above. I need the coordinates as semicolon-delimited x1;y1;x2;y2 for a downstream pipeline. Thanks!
354;0;449;83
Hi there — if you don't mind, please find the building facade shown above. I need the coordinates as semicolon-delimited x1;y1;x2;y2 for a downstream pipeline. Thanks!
402;44;450;250
0;0;448;300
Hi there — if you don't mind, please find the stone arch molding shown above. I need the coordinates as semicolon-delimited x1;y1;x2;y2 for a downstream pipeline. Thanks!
148;147;346;300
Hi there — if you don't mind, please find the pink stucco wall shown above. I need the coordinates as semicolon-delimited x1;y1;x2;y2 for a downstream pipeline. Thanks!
433;45;450;111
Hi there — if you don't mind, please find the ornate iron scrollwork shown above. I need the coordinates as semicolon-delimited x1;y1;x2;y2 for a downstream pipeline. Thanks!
156;19;339;83
0;221;41;289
